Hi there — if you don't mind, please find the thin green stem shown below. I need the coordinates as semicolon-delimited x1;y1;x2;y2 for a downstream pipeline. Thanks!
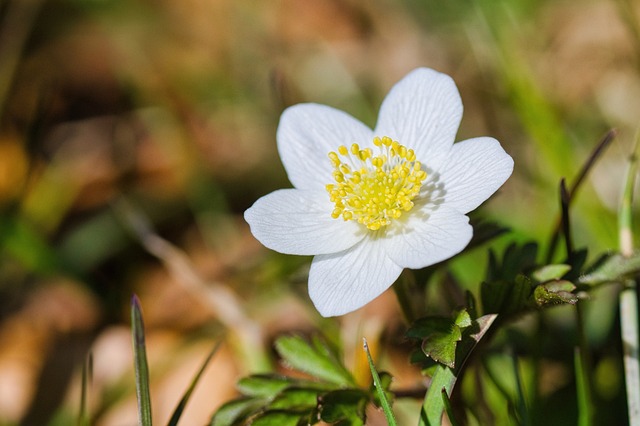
619;132;640;424
512;354;530;426
559;174;595;425
575;306;594;426
393;271;417;323
546;130;616;263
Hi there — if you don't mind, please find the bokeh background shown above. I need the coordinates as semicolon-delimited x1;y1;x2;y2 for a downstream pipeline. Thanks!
1;0;639;424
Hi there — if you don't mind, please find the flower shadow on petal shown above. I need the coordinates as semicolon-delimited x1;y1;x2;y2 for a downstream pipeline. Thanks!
382;168;447;238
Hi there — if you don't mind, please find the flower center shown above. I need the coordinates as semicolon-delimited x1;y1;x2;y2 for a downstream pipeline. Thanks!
325;136;427;231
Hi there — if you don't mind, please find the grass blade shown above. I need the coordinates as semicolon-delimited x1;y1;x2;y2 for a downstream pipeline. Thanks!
131;294;153;426
167;340;222;426
574;347;593;426
512;354;530;426
77;353;92;426
362;338;397;426
440;388;461;426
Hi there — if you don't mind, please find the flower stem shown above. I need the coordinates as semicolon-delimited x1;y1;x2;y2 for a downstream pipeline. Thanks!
393;270;418;323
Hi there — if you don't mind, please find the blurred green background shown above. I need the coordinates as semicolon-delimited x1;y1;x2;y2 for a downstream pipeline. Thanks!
0;0;638;424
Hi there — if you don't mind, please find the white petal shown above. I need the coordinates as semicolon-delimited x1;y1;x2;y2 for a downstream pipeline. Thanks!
374;68;463;169
382;205;473;269
309;238;403;317
437;137;514;213
277;104;373;191
244;189;365;256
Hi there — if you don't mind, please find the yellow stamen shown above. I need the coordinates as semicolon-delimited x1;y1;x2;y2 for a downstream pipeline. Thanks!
326;137;427;230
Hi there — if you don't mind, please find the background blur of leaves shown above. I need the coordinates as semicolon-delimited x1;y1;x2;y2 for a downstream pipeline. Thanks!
0;0;639;424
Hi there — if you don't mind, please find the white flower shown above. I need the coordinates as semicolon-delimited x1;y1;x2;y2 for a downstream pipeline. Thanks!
245;68;514;317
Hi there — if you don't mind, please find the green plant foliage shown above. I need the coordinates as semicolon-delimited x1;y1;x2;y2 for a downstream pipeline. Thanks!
407;309;473;368
131;295;152;426
251;410;310;426
275;335;356;387
531;264;571;282
534;280;578;307
417;314;498;426
318;389;368;425
210;398;269;426
363;339;396;426
168;341;222;426
580;251;640;286
209;335;380;426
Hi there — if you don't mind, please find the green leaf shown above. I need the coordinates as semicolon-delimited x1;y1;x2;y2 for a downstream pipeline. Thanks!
251;410;306;426
487;243;538;282
421;322;462;369
481;275;534;315
454;309;472;328
131;295;152;426
534;280;578;307
269;388;321;410
319;389;368;425
580;252;640;285
209;397;266;426
419;314;497;426
408;310;474;369
237;375;300;399
275;335;355;387
532;264;571;282
168;340;221;426
363;339;396;426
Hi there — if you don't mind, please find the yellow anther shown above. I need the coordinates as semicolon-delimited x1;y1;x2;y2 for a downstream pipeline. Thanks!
325;136;427;231
328;152;341;167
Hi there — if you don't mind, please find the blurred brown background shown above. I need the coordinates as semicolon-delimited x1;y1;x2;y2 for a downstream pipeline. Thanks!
0;0;639;424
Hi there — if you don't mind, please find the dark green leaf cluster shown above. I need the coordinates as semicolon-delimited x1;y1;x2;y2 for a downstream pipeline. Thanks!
406;242;640;374
480;243;580;317
210;335;391;426
481;243;640;319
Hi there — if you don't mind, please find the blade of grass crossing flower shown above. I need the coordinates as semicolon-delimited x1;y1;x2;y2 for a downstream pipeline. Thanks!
440;388;461;426
131;295;153;426
619;132;640;424
362;338;396;426
167;340;222;426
